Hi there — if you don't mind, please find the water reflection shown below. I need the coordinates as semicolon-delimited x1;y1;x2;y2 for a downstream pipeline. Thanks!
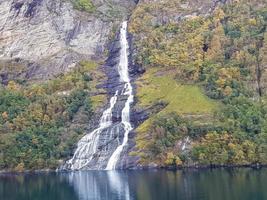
66;171;132;200
0;168;267;200
107;171;131;200
0;173;79;200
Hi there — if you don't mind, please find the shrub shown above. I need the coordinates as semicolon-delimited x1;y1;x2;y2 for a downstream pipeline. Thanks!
66;89;87;119
72;0;95;13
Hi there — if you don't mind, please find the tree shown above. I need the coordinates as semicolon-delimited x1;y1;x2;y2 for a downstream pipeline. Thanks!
258;32;267;96
206;23;227;63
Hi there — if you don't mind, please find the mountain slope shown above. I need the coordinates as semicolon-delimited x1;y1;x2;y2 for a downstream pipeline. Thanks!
0;0;136;171
0;0;267;171
129;0;267;167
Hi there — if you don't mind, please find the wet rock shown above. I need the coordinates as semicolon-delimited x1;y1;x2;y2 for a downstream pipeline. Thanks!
60;20;145;170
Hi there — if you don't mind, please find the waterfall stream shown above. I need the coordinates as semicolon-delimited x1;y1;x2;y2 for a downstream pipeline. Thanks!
106;21;133;170
66;91;119;170
63;21;133;170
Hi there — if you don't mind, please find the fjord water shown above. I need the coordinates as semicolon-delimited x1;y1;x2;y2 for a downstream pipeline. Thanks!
1;169;267;200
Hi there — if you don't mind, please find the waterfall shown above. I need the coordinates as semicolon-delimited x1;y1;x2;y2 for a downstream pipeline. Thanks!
66;91;119;170
63;21;133;170
106;21;133;170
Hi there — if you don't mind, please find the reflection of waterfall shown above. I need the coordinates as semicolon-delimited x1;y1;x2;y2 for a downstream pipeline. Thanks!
107;171;131;200
3;169;265;200
68;172;104;200
106;21;133;170
61;21;134;170
67;171;132;200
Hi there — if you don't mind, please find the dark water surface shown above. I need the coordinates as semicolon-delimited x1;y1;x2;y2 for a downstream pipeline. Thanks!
0;168;266;200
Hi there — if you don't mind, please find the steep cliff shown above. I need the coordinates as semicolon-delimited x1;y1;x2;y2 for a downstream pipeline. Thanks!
0;0;136;82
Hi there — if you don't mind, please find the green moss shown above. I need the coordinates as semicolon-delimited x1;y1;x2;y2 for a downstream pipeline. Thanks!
72;0;95;13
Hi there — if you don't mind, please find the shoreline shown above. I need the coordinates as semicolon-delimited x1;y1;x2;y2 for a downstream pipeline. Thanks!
1;164;266;175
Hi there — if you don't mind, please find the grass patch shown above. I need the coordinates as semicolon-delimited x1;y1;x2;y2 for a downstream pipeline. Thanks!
136;68;220;132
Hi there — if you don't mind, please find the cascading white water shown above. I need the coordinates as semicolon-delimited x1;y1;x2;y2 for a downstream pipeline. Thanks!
66;91;118;170
64;21;133;170
182;136;190;151
106;21;133;170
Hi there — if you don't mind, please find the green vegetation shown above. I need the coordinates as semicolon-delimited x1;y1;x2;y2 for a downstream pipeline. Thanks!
135;68;219;154
137;68;218;115
0;61;105;171
71;0;95;13
1;0;267;170
192;132;267;165
130;0;267;167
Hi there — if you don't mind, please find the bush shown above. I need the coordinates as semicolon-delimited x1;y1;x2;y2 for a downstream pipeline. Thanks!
66;90;85;116
218;97;267;138
0;89;30;122
72;0;95;13
191;132;263;165
150;113;187;151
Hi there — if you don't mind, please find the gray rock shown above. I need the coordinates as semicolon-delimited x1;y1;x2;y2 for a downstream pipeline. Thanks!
0;0;136;80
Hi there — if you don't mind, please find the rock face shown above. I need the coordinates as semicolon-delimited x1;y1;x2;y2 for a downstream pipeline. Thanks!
60;22;139;170
0;0;136;80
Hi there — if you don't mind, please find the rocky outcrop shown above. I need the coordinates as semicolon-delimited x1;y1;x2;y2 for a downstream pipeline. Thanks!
0;0;136;81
